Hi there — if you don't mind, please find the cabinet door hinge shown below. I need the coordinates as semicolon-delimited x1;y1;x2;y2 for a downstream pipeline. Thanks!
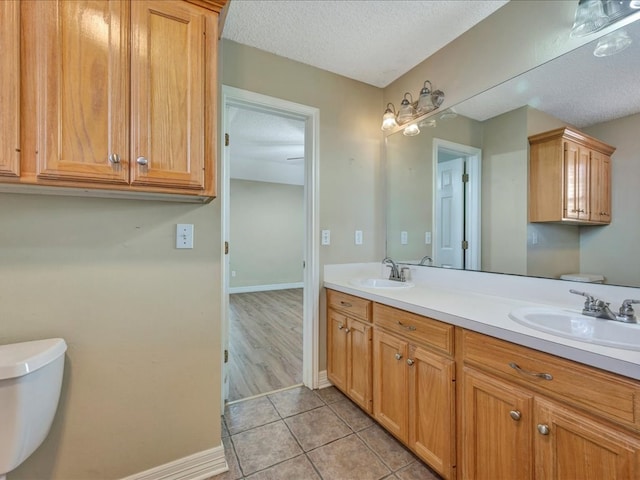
462;240;469;250
224;349;229;363
224;241;229;254
225;133;230;146
462;173;469;183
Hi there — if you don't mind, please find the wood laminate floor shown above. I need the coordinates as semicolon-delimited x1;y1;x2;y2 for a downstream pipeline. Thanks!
228;288;303;402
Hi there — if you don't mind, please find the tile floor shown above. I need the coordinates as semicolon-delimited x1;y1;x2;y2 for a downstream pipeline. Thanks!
211;386;442;480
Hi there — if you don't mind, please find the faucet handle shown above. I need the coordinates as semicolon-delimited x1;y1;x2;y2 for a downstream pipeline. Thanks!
569;289;601;311
569;289;595;303
619;299;640;322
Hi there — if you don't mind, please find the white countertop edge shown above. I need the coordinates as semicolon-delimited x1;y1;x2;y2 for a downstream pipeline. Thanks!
324;280;640;381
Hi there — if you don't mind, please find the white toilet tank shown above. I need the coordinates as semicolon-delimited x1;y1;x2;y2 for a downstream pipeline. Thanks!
0;338;67;478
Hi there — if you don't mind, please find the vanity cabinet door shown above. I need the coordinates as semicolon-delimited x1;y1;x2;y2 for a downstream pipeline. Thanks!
461;367;534;480
346;317;372;413
0;0;20;178
408;346;456;480
534;397;640;480
33;0;130;184
327;310;349;392
373;329;409;442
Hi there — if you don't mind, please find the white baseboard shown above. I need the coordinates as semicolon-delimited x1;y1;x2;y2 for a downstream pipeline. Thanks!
317;370;332;389
229;282;303;294
121;445;228;480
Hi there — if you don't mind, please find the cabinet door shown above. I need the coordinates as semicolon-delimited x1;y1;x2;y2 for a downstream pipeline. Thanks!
461;367;534;480
535;397;640;480
130;0;209;191
0;0;20;178
563;141;590;221
589;151;611;223
346;318;372;413
408;346;455;479
327;310;348;392
373;329;409;442
35;0;130;184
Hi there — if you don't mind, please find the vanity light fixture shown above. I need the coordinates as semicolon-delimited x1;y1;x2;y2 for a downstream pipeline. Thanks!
593;28;632;56
403;123;420;136
571;0;639;37
381;103;399;131
380;80;445;133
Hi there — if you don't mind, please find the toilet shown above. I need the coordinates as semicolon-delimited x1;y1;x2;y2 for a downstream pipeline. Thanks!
560;273;605;283
0;338;67;480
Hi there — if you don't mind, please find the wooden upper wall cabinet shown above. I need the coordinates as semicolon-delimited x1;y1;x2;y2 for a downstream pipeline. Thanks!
528;127;615;225
0;1;21;178
15;0;223;201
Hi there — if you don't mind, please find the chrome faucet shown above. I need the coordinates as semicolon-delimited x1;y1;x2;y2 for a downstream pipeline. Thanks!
382;257;402;281
570;289;639;323
419;255;432;266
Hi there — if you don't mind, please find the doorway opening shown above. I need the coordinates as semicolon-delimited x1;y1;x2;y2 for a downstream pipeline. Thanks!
432;138;481;270
220;86;320;409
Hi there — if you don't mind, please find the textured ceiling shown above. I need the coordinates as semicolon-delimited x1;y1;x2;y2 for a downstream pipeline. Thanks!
222;0;508;88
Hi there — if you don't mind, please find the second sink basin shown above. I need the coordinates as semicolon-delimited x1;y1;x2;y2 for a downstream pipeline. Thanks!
350;278;415;289
509;307;640;351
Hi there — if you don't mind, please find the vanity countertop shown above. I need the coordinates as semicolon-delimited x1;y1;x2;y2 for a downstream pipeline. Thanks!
324;263;640;381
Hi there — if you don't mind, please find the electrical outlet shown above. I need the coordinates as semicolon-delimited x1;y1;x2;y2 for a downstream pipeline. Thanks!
355;230;363;245
401;231;408;245
321;230;331;245
425;232;432;244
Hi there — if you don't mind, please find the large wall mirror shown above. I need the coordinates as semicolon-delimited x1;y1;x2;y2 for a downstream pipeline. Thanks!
385;20;640;288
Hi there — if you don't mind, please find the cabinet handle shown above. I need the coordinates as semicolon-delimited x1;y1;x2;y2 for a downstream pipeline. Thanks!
397;321;417;331
509;410;522;421
537;424;550;435
340;301;352;308
345;328;351;333
508;362;553;381
136;156;149;166
406;358;415;366
394;353;403;361
108;153;121;164
338;324;344;330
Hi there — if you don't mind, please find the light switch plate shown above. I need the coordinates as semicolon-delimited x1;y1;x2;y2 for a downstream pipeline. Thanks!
401;231;408;245
355;230;363;245
321;230;331;245
176;224;194;249
425;232;432;244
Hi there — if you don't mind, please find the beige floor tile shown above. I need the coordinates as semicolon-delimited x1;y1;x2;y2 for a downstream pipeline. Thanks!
358;423;416;471
307;434;390;480
316;385;347;404
225;396;280;435
267;386;324;418
232;421;302;476
396;461;441;480
329;398;375;431
285;405;352;451
245;454;320;480
210;437;243;480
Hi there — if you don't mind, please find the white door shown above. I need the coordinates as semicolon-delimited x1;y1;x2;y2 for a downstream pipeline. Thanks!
435;157;464;269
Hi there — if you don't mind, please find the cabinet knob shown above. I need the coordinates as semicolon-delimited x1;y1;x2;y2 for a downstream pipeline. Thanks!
345;328;351;333
394;353;403;361
406;358;415;366
108;153;121;164
338;324;344;330
509;410;522;421
537;424;550;435
136;156;149;166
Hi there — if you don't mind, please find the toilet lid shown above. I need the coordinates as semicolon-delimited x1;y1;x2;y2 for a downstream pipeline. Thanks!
560;273;604;282
0;338;67;380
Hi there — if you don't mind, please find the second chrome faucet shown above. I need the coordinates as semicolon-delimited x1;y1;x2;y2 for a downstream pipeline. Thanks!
570;289;639;323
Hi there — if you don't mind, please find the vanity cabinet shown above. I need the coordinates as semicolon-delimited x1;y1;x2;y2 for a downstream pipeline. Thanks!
528;127;615;224
0;0;20;179
9;0;223;201
461;330;640;479
372;303;456;479
326;290;373;413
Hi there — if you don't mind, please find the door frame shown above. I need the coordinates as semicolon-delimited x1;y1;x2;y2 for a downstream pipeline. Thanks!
432;138;481;270
220;85;320;411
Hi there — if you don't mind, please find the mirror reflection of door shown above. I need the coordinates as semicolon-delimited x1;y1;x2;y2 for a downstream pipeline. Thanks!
433;139;482;270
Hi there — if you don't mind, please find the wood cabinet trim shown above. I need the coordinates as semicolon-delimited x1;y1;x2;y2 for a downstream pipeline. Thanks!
0;1;21;178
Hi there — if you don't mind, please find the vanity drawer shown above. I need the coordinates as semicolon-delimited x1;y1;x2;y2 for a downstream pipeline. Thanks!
327;289;372;322
463;330;640;430
373;303;454;356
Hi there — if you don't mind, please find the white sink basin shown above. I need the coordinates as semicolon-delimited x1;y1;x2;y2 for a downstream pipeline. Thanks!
350;278;415;289
509;307;640;351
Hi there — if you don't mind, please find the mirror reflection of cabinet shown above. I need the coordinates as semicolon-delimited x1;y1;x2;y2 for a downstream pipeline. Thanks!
528;127;615;225
0;0;20;178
